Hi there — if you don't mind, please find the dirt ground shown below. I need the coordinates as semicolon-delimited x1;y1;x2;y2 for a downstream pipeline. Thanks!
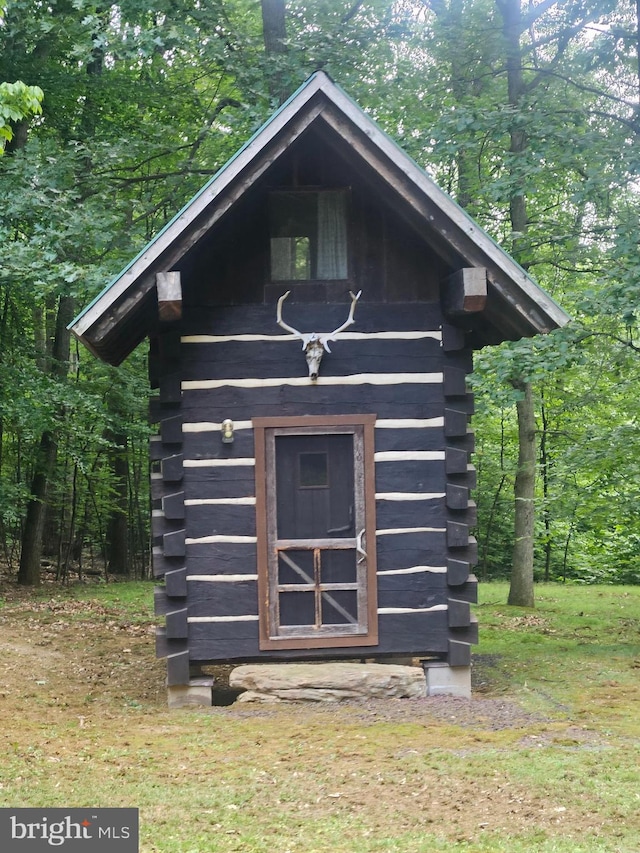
0;572;544;726
0;573;629;851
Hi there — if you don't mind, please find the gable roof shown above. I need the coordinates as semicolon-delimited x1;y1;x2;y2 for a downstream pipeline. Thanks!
70;71;569;364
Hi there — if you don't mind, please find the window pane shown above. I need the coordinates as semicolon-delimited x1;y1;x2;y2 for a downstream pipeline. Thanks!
321;549;357;584
278;550;315;585
294;237;311;278
270;192;316;236
269;190;348;281
280;591;316;626
299;452;328;487
321;590;358;625
271;237;310;280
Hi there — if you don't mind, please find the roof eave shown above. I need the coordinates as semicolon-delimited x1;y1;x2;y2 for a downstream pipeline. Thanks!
70;70;570;361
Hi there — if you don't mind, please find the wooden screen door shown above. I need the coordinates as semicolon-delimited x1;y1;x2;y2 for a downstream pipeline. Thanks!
254;416;378;650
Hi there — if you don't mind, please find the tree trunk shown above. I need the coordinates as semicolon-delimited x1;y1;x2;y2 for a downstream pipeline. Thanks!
18;295;74;586
497;0;537;606
261;0;289;105
18;432;57;586
105;431;130;575
508;380;536;607
540;394;552;581
430;0;481;210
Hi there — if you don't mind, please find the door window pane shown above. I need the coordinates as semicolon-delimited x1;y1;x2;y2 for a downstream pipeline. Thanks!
280;591;315;626
299;452;328;488
321;549;357;584
275;434;353;540
278;550;315;585
321;590;358;625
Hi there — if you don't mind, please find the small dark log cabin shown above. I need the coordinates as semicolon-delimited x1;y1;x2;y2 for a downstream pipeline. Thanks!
71;72;569;701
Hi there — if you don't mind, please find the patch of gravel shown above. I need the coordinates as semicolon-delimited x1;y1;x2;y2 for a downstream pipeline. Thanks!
222;693;552;730
360;694;547;729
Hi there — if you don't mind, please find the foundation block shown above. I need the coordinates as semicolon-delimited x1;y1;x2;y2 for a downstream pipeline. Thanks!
167;676;213;708
421;661;471;698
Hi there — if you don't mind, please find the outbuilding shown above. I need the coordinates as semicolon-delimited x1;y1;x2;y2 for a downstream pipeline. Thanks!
71;72;569;703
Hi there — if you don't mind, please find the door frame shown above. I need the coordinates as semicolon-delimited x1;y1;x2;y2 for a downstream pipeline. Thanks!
253;414;378;650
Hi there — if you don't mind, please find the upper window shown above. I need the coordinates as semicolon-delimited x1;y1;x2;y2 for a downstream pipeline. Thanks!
269;190;349;281
253;415;378;650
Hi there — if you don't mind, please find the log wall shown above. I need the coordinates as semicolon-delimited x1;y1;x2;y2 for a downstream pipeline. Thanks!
152;302;478;683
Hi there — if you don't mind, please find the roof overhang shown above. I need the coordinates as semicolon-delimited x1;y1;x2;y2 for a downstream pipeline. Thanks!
70;71;570;364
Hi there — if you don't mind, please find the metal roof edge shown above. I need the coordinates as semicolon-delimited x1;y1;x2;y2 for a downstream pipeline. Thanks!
70;70;569;341
69;72;330;335
315;80;570;328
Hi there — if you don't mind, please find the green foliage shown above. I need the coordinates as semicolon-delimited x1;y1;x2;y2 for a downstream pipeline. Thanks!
0;79;43;146
0;0;638;585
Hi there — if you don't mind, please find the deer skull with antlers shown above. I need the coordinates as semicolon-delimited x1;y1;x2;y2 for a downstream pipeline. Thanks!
276;290;362;381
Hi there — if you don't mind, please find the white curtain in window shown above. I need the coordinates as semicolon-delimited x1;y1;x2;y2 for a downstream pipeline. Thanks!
271;237;295;280
317;191;347;279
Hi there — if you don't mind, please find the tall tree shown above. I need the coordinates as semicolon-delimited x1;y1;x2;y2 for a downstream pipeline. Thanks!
261;0;289;104
3;0;640;592
496;0;536;607
18;296;74;585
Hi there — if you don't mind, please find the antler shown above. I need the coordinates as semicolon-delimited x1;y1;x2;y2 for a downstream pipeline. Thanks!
276;291;307;348
275;289;362;380
323;290;362;351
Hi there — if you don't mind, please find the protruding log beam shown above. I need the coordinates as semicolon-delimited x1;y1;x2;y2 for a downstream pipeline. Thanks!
162;491;185;520
156;272;182;323
441;323;466;352
163;529;186;558
158;329;182;361
152;545;184;578
448;598;471;628
148;396;161;424
155;626;187;659
447;559;470;586
445;446;468;474
443;268;487;318
151;473;164;501
446;483;469;509
161;454;183;483
165;567;188;598
444;408;468;437
166;651;190;686
160;371;182;404
443;366;468;397
148;338;159;388
150;435;163;461
154;586;171;616
448;639;472;667
161;414;183;445
166;608;188;639
447;520;469;548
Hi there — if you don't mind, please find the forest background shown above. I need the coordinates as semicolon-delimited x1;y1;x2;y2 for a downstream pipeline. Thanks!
1;0;638;597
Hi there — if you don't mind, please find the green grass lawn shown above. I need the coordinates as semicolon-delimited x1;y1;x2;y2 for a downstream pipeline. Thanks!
0;580;638;852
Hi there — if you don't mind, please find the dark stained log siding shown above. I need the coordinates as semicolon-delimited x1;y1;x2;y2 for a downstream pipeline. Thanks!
180;386;446;423
154;294;478;668
376;500;448;530
187;611;479;663
177;126;447;309
180;304;444;336
188;580;259;618
441;324;478;667
185;504;257;539
151;327;190;683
